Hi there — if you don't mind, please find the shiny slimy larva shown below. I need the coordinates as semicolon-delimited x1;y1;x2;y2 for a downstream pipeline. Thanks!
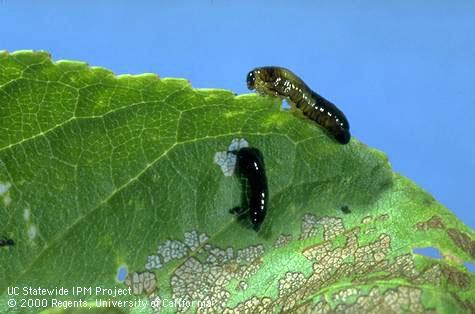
247;66;351;144
231;147;268;231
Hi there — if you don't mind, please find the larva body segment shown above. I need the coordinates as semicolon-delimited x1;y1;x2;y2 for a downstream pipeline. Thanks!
232;147;268;231
247;66;351;144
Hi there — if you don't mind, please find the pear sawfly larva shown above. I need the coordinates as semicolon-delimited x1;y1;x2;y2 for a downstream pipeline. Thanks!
247;66;351;144
229;147;268;232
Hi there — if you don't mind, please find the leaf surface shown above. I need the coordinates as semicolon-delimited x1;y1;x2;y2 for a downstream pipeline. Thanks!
0;51;474;313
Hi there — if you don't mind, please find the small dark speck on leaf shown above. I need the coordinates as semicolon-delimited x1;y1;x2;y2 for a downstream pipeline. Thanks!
341;206;351;214
0;237;14;247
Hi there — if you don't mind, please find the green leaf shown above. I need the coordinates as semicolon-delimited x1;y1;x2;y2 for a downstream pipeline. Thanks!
0;51;474;314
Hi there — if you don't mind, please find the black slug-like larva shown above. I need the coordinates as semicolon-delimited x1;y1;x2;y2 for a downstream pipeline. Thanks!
230;147;268;231
0;236;14;247
247;66;351;144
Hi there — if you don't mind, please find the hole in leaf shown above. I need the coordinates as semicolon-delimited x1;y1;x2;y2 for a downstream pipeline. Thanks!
116;266;128;282
464;261;475;273
412;247;442;259
282;99;291;109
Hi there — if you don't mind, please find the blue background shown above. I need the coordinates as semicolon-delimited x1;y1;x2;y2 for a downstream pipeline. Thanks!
1;1;474;228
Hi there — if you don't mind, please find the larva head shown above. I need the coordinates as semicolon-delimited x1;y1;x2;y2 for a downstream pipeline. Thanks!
246;70;257;90
247;66;298;97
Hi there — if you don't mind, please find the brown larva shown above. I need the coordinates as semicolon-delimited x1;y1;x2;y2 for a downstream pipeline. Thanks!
247;66;351;144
